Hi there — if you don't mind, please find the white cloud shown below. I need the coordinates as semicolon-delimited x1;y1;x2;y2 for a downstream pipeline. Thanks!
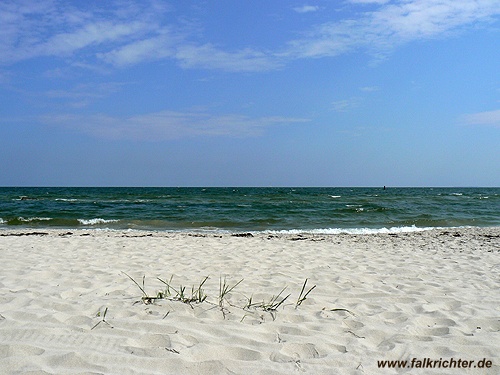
331;97;362;112
348;0;390;4
175;44;281;72
462;109;500;127
286;0;500;59
293;5;320;13
98;34;177;66
0;0;280;72
0;1;163;63
40;21;151;56
1;0;499;72
40;110;310;140
360;86;380;92
98;32;281;71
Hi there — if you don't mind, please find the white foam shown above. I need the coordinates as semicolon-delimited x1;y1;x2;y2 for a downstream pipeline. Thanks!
78;218;119;225
263;225;434;235
18;217;52;222
0;218;5;224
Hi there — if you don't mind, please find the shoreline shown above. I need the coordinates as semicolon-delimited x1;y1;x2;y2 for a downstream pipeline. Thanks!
1;224;499;236
0;226;498;374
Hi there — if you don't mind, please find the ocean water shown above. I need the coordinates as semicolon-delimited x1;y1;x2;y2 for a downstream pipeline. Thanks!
0;187;498;234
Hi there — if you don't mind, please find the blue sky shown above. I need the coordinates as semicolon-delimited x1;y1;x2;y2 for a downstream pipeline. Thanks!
0;0;499;187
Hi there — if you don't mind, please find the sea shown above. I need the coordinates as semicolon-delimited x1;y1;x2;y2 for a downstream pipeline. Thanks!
0;187;498;234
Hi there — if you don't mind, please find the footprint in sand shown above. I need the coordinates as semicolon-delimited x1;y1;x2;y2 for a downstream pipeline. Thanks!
405;316;456;337
270;342;323;363
131;333;172;348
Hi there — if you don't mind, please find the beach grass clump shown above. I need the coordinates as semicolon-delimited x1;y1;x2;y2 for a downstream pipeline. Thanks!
123;272;166;304
157;275;209;305
244;279;315;312
260;286;291;312
218;276;243;308
217;276;244;318
295;278;316;308
242;286;290;321
124;273;319;322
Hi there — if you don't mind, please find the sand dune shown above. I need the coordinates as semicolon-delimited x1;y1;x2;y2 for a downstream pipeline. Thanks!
0;228;498;374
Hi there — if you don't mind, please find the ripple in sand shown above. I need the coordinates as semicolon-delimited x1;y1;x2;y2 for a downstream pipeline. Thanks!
0;344;45;358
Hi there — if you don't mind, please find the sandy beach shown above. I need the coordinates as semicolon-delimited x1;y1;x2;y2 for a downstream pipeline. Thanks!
0;227;498;374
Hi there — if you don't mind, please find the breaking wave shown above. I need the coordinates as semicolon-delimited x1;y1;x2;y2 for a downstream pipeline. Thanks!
78;218;120;225
264;225;437;235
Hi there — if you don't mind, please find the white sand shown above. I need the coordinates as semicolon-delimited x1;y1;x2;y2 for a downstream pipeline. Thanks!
0;227;498;374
